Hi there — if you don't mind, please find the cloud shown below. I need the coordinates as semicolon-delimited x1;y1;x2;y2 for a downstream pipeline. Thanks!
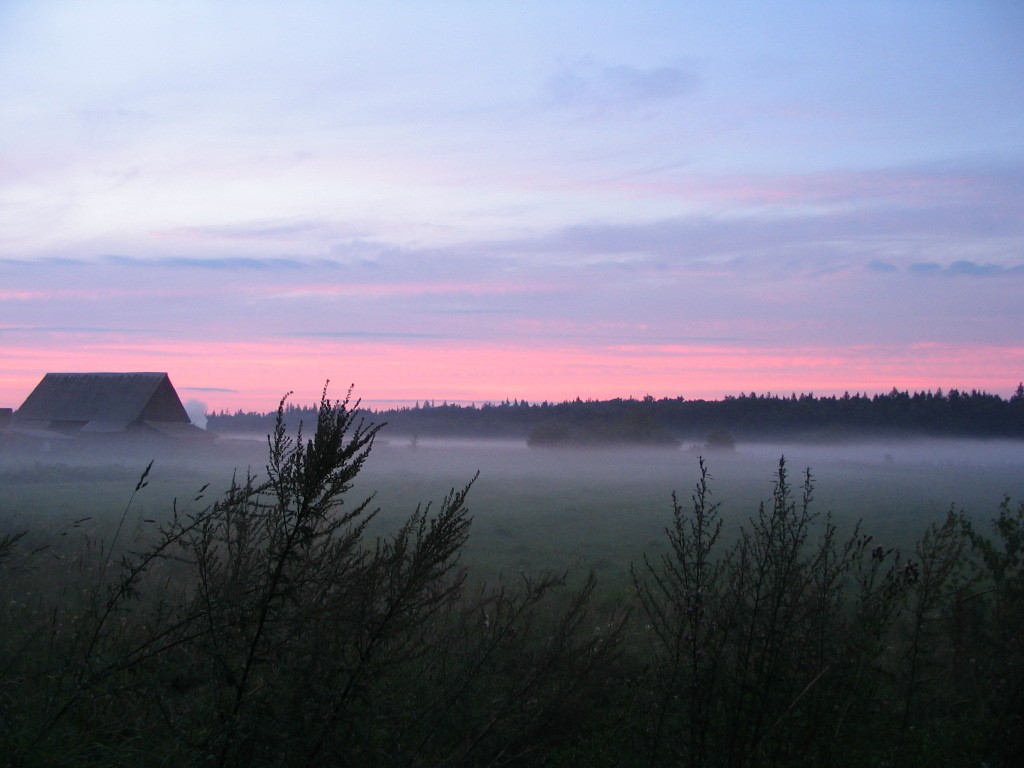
909;260;1024;277
544;61;698;112
103;255;308;270
946;260;1024;277
470;184;1024;277
0;257;87;267
169;220;330;241
0;325;153;335
281;331;454;340
75;107;155;151
427;307;523;316
866;260;898;273
258;280;554;301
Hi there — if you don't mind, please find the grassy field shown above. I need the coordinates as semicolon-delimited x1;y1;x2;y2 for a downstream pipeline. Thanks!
365;437;1024;586
4;434;1021;590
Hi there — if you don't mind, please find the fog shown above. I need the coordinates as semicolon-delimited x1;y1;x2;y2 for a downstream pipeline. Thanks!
347;436;1023;578
372;433;1024;471
3;433;1022;582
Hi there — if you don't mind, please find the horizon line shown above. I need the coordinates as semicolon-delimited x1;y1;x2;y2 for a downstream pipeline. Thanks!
204;383;1024;415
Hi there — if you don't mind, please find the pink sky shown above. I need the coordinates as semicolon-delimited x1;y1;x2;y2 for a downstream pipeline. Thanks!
1;4;1022;414
2;335;1021;414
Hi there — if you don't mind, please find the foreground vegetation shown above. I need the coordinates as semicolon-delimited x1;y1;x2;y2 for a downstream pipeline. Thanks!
1;390;1022;766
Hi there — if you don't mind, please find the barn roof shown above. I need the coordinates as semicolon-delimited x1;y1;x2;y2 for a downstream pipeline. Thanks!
14;372;202;436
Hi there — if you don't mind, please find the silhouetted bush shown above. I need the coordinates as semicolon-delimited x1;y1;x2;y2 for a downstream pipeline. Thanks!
0;387;624;766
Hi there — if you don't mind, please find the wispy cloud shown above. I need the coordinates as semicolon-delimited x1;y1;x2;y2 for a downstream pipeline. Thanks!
166;220;330;241
594;165;1024;211
946;260;1024;277
258;281;555;301
282;330;454;341
0;286;187;301
866;260;899;273
908;260;1024;277
543;61;699;113
0;325;155;335
103;255;309;270
480;207;1022;276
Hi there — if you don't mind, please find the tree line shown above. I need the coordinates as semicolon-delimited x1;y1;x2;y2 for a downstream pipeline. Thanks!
208;384;1024;442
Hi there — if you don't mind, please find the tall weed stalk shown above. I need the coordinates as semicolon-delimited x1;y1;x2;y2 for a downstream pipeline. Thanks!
0;385;622;767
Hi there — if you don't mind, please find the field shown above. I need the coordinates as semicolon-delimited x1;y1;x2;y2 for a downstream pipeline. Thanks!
367;436;1024;579
3;432;1022;588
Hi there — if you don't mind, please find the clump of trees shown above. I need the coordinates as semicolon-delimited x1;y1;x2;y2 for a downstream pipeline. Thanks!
2;387;1023;766
527;408;679;448
701;428;736;451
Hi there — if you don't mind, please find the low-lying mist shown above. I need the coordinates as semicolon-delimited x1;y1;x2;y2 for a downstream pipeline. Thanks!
350;436;1023;575
3;432;1022;583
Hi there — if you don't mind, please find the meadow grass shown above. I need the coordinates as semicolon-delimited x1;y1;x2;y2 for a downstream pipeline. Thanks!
4;436;1022;588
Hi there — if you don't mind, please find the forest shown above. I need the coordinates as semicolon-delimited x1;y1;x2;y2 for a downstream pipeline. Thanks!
208;384;1024;445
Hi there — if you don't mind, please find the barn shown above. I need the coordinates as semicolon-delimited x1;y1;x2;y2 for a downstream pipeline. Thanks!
7;372;209;440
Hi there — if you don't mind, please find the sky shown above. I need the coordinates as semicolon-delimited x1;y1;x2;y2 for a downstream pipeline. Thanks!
1;1;1022;413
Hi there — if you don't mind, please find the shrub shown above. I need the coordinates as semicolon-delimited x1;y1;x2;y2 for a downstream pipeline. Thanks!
955;497;1024;766
634;457;925;767
0;386;623;767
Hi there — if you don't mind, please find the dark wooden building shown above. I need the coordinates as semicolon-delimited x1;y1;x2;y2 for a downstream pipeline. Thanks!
8;372;209;440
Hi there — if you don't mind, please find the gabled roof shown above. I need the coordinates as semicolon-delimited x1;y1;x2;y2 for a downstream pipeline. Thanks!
14;372;199;435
